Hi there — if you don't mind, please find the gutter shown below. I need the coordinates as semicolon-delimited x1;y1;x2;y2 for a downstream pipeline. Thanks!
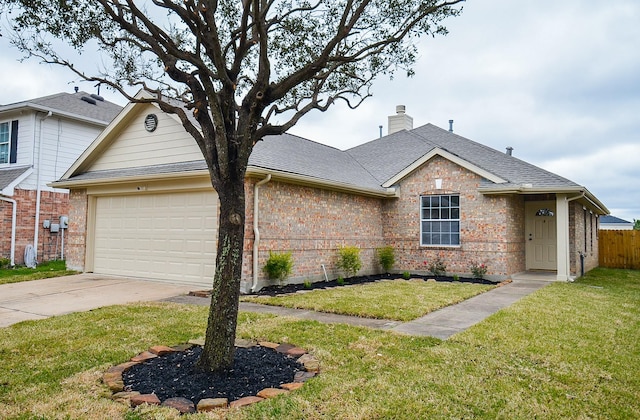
52;166;398;198
0;103;111;127
0;196;17;266
479;184;609;214
251;174;271;292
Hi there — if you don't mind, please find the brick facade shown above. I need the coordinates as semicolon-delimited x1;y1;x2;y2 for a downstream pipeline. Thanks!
569;201;599;276
0;189;69;265
64;189;89;272
380;156;524;280
243;179;385;291
64;156;600;288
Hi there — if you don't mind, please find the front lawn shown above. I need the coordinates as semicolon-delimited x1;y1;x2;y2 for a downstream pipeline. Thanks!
241;279;496;321
0;268;638;419
0;260;77;285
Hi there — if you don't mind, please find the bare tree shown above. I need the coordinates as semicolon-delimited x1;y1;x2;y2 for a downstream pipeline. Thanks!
1;0;463;372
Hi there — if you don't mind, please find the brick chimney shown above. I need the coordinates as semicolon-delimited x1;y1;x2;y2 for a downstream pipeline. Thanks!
388;105;413;135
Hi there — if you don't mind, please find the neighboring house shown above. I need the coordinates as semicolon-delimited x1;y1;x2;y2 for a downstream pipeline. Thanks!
52;97;608;291
599;215;634;230
0;91;122;265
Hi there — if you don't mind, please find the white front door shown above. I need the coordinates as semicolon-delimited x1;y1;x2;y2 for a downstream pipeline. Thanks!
525;201;557;270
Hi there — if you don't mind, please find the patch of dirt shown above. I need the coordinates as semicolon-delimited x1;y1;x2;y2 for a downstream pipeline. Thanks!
252;273;496;296
122;346;302;404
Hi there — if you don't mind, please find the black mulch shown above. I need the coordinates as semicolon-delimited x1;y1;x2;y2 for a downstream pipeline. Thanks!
122;346;302;404
253;273;496;296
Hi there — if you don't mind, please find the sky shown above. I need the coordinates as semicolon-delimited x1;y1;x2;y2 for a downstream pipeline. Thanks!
1;0;639;221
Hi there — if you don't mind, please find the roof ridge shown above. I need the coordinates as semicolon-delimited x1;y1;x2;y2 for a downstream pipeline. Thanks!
344;148;385;185
282;132;344;152
413;123;578;186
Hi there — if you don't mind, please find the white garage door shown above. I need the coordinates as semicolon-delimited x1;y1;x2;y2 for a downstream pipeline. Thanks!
93;191;218;286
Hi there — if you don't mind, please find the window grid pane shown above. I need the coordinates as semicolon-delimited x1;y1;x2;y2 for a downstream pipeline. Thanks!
420;194;460;246
0;123;9;164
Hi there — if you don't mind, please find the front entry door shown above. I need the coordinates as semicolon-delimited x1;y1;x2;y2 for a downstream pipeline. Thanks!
525;201;557;270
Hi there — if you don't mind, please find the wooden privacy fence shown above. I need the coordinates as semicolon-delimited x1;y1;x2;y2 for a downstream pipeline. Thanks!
599;230;640;269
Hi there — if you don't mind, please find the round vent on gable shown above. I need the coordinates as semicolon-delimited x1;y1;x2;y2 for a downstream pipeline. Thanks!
144;114;158;132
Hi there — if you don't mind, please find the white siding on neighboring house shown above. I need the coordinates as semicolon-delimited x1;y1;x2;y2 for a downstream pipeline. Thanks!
0;111;35;168
90;104;202;171
18;116;104;191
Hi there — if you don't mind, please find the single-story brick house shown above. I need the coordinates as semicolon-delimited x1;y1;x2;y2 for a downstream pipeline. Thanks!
599;215;634;230
52;99;608;292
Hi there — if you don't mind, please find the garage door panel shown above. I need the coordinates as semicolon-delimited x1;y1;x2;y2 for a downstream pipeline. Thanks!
93;191;218;286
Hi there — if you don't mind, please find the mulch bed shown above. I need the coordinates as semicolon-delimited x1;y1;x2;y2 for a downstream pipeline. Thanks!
122;346;302;404
252;273;496;296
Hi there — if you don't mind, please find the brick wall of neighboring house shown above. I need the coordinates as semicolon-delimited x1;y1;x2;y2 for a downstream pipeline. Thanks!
381;156;519;280
64;189;88;272
0;189;69;265
243;178;385;290
569;201;599;277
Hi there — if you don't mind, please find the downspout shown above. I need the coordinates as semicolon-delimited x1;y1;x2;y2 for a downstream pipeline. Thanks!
34;111;53;260
251;174;272;292
0;196;17;266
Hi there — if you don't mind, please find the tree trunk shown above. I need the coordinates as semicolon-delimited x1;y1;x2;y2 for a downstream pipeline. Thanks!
197;181;246;372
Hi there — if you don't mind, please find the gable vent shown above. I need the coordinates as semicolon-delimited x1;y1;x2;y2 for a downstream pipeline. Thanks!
80;96;97;105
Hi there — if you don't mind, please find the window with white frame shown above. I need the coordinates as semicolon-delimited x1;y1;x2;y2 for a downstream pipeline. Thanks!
420;194;460;246
0;122;9;164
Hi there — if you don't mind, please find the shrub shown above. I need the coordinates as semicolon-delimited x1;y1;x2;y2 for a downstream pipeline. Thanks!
470;261;488;279
402;271;411;280
427;257;447;277
303;279;312;289
0;258;11;269
336;276;345;286
337;245;362;277
377;246;395;272
262;251;294;284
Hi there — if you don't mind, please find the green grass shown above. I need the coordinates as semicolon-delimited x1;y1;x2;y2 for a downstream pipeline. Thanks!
0;260;77;285
241;279;496;321
1;268;639;419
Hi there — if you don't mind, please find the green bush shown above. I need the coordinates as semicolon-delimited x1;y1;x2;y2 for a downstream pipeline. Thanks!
402;271;411;280
262;251;294;284
336;276;345;286
470;261;488;279
337;245;362;277
427;257;447;277
303;279;312;289
377;246;395;272
0;258;11;269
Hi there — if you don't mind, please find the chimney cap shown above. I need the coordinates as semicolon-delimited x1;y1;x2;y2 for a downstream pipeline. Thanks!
395;105;406;114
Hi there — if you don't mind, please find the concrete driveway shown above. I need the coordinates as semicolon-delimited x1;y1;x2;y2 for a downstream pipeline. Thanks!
0;274;197;328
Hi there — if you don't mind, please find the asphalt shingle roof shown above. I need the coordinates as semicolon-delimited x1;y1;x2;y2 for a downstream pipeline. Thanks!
0;166;31;191
347;123;580;190
249;133;383;191
59;107;585;196
1;91;122;124
600;215;632;224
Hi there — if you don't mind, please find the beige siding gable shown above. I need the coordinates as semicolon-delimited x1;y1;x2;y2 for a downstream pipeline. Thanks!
90;104;202;171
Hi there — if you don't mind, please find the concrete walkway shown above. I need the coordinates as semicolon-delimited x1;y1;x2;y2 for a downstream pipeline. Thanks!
1;273;550;339
390;278;549;339
0;274;195;328
166;277;551;340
